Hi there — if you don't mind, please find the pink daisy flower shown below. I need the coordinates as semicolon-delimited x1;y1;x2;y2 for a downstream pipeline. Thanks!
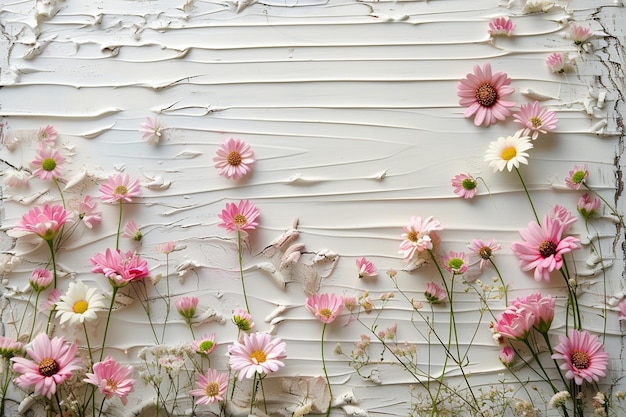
39;288;61;313
306;293;344;324
228;332;287;380
232;308;254;331
355;257;377;278
467;238;501;270
12;204;68;241
99;173;141;204
565;164;589;190
139;117;165;145
31;147;65;181
36;125;57;147
157;241;177;254
217;200;260;234
570;24;593;46
457;62;516;126
451;173;478;199
546;52;567;73
189;368;228;405
511;215;580;282
175;295;198;320
424;281;447;304
488;17;515;36
213;138;255;180
398;216;443;262
577;193;601;220
513;101;558;140
618;299;626;321
84;356;135;405
77;195;101;229
192;333;217;356
552;330;609;385
121;220;142;241
11;333;82;399
89;248;150;288
442;251;469;274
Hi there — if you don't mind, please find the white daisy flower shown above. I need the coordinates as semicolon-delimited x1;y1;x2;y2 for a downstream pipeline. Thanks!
484;130;533;172
55;281;106;326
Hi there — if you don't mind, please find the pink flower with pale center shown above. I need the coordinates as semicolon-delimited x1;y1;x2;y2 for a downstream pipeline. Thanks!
457;62;516;127
99;173;141;204
467;238;501;270
228;332;287;380
84;356;135;405
213;138;255;180
510;215;580;282
121;220;142;241
398;216;443;262
12;204;68;241
36;125;57;147
217;200;260;234
175;295;198;320
189;368;228;405
495;307;535;341
77;195;101;229
139;117;165;145
442;251;469;274
89;248;150;288
513;101;558;140
157;241;176;254
424;281;447;304
488;16;515;36
306;293;344;324
192;333;217;356
577;193;601;220
11;333;83;399
355;257;377;278
31;147;65;181
451;173;478;199
552;330;609;385
570;24;593;45
546;52;567;73
499;345;515;367
565;164;589;190
30;268;53;292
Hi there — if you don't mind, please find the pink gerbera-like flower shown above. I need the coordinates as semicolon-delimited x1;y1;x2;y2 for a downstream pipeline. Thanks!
510;292;556;334
565;164;589;190
424;282;447;304
577;193;601;220
84;356;135;405
89;248;150;288
398;216;443;262
99;173;141;204
570;24;593;46
513;101;558;140
511;215;580;282
31;147;65;181
467;238;502;270
546;52;568;73
189;368;228;405
11;333;82;399
77;195;101;229
122;220;142;241
552;330;609;385
443;251;469;274
488;16;515;36
192;333;217;356
451;173;478;199
457;62;516;126
217;200;260;234
11;204;69;241
213;138;255;180
228;332;287;380
139;117;165;145
36;125;58;147
306;293;344;324
355;257;377;278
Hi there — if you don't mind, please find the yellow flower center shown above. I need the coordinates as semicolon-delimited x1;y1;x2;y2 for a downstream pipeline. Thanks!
227;150;242;166
73;300;89;314
114;185;128;195
205;381;220;397
475;83;498;107
571;350;590;369
106;378;118;391
249;349;267;364
406;230;418;243
319;308;333;319
530;117;543;128
538;240;557;258
41;158;57;172
501;147;517;161
233;214;247;227
39;357;59;377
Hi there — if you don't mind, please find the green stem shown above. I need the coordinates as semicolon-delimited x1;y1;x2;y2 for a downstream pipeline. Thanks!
237;231;250;313
161;253;171;344
489;259;508;305
28;291;42;343
250;372;259;415
46;239;58;288
53;177;66;208
515;166;540;225
116;200;123;251
522;339;559;393
321;323;332;417
100;286;119;362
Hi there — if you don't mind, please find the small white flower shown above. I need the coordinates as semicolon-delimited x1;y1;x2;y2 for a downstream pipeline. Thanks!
484;130;533;172
550;391;571;409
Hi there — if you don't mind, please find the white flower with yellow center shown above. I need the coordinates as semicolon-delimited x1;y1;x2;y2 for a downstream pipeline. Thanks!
56;281;106;326
484;130;533;172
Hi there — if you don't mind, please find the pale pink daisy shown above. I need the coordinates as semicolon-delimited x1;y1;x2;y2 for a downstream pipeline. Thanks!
398;215;443;262
175;295;198;320
552;330;609;385
565;164;589;190
511;215;580;282
484;130;533;172
306;293;344;324
467;238;501;270
36;125;57;147
499;346;515;367
89;248;150;288
488;17;515;36
424;282;447;304
84;356;135;405
157;241;176;254
11;333;82;399
189;368;228;405
442;251;469;274
618;299;626;321
550;204;577;232
451;173;478;199
31;147;65;181
457;62;516;126
228;332;287;380
355;257;377;278
577;193;601;220
0;335;23;358
77;195;101;229
139;117;165;145
122;220;142;241
99;173;141;204
192;333;217;356
213;138;255;180
29;269;53;292
570;24;593;46
55;281;106;326
11;204;68;241
513;101;558;140
232;308;254;331
217;200;260;234
546;52;567;73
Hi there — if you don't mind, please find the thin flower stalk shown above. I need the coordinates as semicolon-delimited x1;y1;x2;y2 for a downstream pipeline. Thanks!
515;166;540;224
238;231;250;313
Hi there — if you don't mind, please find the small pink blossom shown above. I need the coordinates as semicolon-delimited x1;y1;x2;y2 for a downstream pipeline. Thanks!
495;307;535;341
467;238;501;270
565;164;589;190
442;251;468;274
189;368;228;405
552;330;609;385
343;296;358;312
31;147;65;181
577;193;601;220
232;308;254;331
488;17;515;36
398;216;443;262
570;24;593;46
36;125;57;147
306;293;344;324
510;293;556;334
451;173;478;199
424;282;447;304
157;241;176;254
217;200;260;234
213;138;255;180
356;257;377;278
546;52;568;73
122;220;142;241
513;101;558;140
0;335;23;358
192;333;217;356
99;173;141;204
84;356;135;405
139;117;165;145
30;269;53;292
499;345;515;367
11;204;69;241
175;295;198;320
77;195;101;229
89;248;150;288
40;288;61;313
228;332;287;380
550;204;577;232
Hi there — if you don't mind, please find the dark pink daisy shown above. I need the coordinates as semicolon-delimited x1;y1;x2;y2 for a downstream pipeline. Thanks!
89;248;150;288
552;330;609;385
12;204;68;241
217;200;260;234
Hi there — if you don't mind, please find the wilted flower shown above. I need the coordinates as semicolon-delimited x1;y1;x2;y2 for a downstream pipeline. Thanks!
157;241;176;254
77;195;101;229
3;168;30;188
122;220;142;241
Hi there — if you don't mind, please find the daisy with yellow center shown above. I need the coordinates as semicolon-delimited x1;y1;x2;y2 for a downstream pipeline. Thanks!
189;368;228;405
228;332;287;381
56;281;106;326
484;130;533;172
